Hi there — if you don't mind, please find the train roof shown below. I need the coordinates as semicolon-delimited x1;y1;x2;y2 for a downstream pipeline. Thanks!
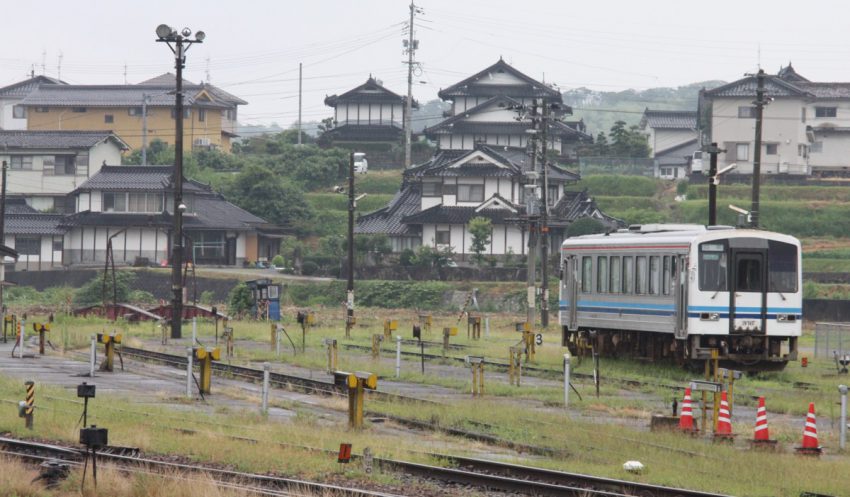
561;224;800;249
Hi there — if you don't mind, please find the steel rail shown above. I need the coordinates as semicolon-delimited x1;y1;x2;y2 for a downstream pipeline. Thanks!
0;436;399;497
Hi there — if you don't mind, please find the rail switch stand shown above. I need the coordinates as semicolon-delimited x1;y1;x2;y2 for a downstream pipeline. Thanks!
467;315;482;340
383;319;398;338
33;322;56;355
97;333;123;372
193;346;221;394
371;334;384;359
465;355;485;397
442;326;458;357
323;338;338;373
334;370;377;429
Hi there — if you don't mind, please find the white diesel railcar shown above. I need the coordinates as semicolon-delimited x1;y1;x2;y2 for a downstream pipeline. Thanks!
559;224;801;369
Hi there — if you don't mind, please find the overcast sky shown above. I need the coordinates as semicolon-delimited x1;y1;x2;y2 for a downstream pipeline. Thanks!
2;0;849;127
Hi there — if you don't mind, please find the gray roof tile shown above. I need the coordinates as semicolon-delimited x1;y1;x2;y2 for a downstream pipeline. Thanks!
0;130;127;150
74;166;208;193
641;110;697;130
0;76;65;98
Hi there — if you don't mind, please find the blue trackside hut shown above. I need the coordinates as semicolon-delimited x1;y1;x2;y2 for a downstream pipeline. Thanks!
246;279;281;321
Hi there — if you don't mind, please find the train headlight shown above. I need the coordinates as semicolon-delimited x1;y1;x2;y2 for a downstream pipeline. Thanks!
777;314;796;323
700;312;719;322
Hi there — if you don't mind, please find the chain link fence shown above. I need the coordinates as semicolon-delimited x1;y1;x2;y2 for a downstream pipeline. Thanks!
814;322;850;359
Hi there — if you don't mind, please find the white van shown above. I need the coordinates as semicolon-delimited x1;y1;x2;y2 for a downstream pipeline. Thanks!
353;153;368;174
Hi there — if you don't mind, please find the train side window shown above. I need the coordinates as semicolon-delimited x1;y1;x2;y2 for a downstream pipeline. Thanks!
581;256;593;293
597;256;608;293
768;240;798;293
622;256;634;294
699;242;728;291
636;256;648;294
649;256;660;295
609;256;621;294
662;256;672;295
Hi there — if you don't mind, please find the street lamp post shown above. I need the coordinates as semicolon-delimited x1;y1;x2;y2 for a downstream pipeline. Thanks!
156;24;205;339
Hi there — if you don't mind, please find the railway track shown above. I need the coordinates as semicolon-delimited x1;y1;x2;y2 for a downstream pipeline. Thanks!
0;435;398;497
0;435;733;497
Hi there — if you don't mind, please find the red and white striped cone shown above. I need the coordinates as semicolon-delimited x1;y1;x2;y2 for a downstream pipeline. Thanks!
714;391;734;440
679;387;697;432
796;402;822;455
751;396;777;448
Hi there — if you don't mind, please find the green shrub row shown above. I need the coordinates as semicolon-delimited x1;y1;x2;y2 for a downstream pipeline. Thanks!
282;280;451;310
677;200;850;237
689;185;850;202
305;193;393;212
568;175;658;197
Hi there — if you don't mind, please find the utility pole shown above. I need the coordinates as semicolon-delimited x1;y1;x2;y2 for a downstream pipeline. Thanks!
0;160;7;313
297;62;303;146
540;102;550;327
403;1;419;168
751;69;766;228
156;24;205;339
346;153;356;338
706;142;722;226
525;100;540;327
141;94;149;166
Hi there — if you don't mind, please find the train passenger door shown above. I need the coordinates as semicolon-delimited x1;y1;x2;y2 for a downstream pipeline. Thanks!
674;254;688;339
730;250;767;333
564;255;578;331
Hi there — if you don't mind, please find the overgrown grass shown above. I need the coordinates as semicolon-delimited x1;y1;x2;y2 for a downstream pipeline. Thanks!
677;200;850;237
689;184;850;202
352;170;402;195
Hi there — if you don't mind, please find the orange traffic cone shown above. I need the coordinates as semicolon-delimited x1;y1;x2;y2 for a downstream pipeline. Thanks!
751;396;777;448
679;387;697;432
714;391;734;441
796;402;822;455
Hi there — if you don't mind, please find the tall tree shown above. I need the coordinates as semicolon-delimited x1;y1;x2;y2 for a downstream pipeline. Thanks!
468;217;493;265
224;164;314;234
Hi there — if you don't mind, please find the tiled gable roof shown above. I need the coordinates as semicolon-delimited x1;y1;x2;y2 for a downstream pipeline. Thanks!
0;75;66;98
73;166;209;193
0;130;128;150
355;184;421;236
438;59;561;101
5;213;65;235
640;109;698;130
325;77;412;107
703;75;812;98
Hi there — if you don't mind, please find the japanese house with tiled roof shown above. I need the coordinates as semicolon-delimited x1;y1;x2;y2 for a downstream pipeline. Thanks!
324;76;415;144
17;73;245;153
0;130;128;213
639;109;698;179
699;63;850;176
357;60;619;257
0;75;66;130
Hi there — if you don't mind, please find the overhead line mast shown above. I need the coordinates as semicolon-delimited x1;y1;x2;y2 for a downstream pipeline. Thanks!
403;1;422;168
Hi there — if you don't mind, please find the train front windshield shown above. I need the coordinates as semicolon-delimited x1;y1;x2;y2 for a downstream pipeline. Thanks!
697;240;798;293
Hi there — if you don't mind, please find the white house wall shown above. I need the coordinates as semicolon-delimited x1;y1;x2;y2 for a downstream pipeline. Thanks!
651;129;697;156
0;99;28;130
6;235;61;270
809;132;850;170
89;141;122;172
419;222;525;256
65;227;169;265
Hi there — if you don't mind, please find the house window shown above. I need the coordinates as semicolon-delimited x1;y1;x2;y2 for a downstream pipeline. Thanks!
35;107;49;113
104;114;114;123
765;143;778;155
103;192;127;212
16;237;40;256
12;105;26;118
798;144;809;158
51;156;76;175
193;231;225;259
435;228;450;246
810;141;823;153
736;143;749;162
52;238;63;252
815;107;837;118
198;109;206;122
128;193;164;213
738;106;756;118
171;109;191;119
422;182;441;197
72;107;87;113
547;184;560;206
457;183;484;202
128;107;144;116
9;156;33;170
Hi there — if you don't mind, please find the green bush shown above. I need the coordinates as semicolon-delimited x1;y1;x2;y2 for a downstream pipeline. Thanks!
301;261;319;276
566;217;606;237
228;283;253;316
676;180;689;196
271;255;285;267
75;272;136;306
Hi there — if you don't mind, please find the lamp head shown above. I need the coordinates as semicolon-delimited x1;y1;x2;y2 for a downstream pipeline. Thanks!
178;203;187;212
156;24;173;39
181;27;192;37
195;31;206;42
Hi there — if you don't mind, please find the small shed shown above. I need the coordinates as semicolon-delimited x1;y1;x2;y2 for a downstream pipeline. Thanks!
245;278;281;321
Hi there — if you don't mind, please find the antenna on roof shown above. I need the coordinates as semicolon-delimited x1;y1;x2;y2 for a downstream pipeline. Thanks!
205;56;211;84
123;62;127;84
57;52;63;81
757;43;761;70
41;50;46;76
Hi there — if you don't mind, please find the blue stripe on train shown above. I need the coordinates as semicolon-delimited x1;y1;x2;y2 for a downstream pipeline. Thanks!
558;300;802;319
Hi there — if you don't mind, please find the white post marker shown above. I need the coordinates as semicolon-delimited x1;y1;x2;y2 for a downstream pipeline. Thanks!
262;362;271;414
563;352;571;408
89;334;97;377
485;317;490;338
17;318;25;358
192;317;197;345
840;384;848;451
186;347;193;399
396;335;402;378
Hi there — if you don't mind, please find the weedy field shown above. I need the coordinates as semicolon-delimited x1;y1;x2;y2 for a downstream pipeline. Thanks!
1;308;848;496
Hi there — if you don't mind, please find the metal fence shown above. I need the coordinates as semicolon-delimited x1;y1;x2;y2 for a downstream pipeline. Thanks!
814;322;850;358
